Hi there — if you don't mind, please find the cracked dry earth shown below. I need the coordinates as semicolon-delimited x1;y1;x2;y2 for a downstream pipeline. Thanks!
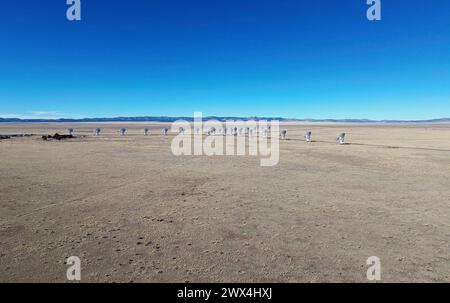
0;123;449;282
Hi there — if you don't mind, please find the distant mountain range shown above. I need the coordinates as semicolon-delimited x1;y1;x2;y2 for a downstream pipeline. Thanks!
0;117;449;123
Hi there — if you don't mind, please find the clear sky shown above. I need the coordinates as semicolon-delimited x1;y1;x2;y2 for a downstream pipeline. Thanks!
1;0;449;120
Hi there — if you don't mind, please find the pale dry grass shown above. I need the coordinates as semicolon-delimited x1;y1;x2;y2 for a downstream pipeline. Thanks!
0;123;449;282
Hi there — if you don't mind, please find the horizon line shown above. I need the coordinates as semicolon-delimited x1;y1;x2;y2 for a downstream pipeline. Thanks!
1;116;450;123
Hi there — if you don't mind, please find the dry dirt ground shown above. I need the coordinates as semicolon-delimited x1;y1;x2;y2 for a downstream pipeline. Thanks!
0;122;449;282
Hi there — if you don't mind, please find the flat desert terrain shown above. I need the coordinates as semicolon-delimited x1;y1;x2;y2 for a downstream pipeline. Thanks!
0;122;449;282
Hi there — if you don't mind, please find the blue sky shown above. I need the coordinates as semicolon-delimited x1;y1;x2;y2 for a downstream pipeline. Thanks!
1;0;449;120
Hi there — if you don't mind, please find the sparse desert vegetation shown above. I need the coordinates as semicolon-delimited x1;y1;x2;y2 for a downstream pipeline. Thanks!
0;123;449;282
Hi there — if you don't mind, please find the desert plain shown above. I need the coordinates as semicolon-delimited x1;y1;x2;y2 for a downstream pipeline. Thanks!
0;122;449;282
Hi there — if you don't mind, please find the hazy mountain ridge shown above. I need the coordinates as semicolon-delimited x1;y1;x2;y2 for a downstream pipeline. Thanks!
0;117;449;123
